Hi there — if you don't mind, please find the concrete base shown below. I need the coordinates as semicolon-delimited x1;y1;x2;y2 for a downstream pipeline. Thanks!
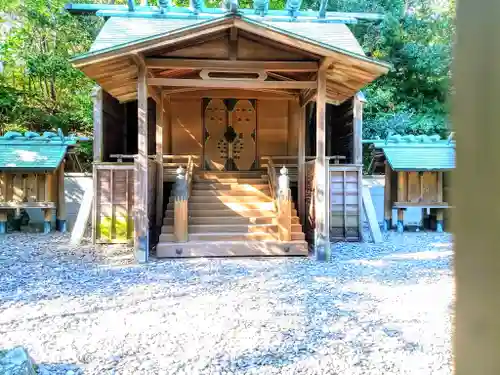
43;221;51;234
156;240;308;258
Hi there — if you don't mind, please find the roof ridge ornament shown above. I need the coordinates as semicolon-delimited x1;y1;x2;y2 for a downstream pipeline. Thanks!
318;0;327;18
223;0;238;14
285;0;302;19
253;0;269;16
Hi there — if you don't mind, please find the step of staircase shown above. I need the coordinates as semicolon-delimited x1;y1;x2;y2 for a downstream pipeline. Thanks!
166;201;276;211
190;189;271;197
169;195;273;203
156;240;308;257
159;231;305;242
193;177;268;184
192;183;269;191
164;208;298;218
163;216;300;226
196;171;267;179
161;223;303;234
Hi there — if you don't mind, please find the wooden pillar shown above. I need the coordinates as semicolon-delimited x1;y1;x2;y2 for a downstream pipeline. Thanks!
453;1;500;371
383;162;392;231
91;86;103;162
314;63;330;261
155;93;164;228
353;92;364;165
437;171;444;202
56;162;66;232
0;210;6;234
43;208;52;234
134;62;149;263
163;96;172;154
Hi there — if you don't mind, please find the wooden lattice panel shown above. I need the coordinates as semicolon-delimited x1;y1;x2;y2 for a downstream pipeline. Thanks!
204;99;228;171
231;100;256;171
329;167;361;241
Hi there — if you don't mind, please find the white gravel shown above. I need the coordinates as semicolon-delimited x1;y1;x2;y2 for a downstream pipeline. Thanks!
0;232;453;375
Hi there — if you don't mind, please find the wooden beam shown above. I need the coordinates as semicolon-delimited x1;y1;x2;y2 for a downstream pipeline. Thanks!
155;92;164;228
145;58;319;72
148;77;316;89
169;89;295;100
91;86;103;162
314;62;329;261
134;59;149;263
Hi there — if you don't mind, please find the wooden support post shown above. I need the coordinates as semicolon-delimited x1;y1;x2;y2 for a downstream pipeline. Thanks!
294;100;306;225
397;171;407;202
397;208;404;233
56;161;67;233
437;171;443;202
43;208;52;234
91;86;103;162
163;96;172;154
278;166;292;241
314;63;330;261
135;60;150;263
155;92;164;228
174;167;188;242
353;93;364;165
383;162;392;231
0;210;6;234
436;208;444;233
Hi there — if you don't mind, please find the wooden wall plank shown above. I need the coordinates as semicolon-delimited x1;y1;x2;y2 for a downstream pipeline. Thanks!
297;101;306;225
171;98;203;156
257;100;289;156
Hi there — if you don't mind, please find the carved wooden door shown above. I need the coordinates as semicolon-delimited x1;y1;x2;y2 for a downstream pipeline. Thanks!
203;98;257;171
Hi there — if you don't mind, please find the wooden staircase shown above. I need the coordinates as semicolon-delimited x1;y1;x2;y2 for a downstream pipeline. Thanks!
156;171;308;257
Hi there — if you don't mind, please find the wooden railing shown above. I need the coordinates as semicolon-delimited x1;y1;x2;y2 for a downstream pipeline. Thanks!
109;154;155;162
172;156;195;243
267;157;291;241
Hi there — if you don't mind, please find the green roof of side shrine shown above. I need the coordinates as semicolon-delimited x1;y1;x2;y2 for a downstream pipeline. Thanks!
368;134;456;172
0;130;87;172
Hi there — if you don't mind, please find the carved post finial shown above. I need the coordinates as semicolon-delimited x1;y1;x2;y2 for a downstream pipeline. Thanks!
278;165;289;196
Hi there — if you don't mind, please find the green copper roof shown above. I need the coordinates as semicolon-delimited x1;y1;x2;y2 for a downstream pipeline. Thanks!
370;135;456;171
88;15;366;56
0;130;85;171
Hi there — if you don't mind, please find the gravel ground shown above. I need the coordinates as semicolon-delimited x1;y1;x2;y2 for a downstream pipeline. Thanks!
0;232;453;375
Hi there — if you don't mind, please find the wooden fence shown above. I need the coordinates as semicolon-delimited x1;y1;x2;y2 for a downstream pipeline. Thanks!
305;163;363;245
93;160;157;244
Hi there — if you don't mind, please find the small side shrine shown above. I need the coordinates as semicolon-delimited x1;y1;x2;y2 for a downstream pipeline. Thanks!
366;134;455;233
0;129;86;233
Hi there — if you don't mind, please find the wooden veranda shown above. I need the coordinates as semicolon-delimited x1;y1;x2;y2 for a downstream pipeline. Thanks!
69;6;389;261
